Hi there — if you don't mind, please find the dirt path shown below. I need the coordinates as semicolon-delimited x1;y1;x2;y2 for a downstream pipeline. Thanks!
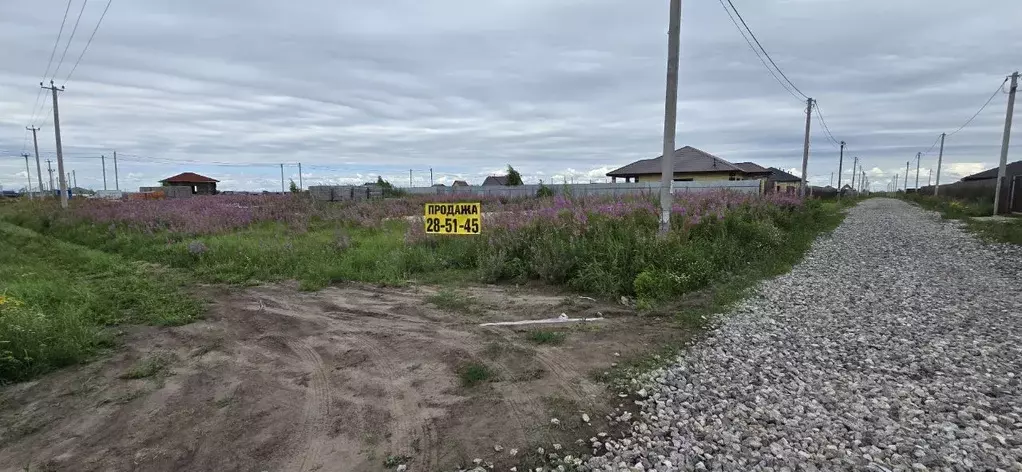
0;283;687;471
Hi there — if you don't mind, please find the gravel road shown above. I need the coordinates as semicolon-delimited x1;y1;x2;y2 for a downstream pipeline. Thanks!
588;198;1022;472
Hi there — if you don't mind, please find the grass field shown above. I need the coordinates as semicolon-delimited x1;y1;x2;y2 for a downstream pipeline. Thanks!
0;222;201;383
902;193;1022;244
0;192;852;383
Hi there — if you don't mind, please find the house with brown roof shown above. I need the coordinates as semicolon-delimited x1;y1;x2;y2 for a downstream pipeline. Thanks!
606;146;769;183
159;172;219;195
481;175;509;186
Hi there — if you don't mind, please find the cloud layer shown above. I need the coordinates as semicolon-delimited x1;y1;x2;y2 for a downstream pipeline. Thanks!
2;0;1021;192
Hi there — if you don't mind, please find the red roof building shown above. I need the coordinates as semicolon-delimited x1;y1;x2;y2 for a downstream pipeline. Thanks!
159;172;219;195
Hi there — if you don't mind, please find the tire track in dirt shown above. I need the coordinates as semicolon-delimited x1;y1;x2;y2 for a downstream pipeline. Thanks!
345;335;425;462
280;338;332;472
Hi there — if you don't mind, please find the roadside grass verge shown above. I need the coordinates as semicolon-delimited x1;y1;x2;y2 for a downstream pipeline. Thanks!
0;222;201;383
902;193;1021;244
425;288;479;314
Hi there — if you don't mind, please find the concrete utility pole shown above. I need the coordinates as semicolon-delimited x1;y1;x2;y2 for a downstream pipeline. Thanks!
409;169;413;187
101;154;107;190
934;133;945;196
993;71;1018;214
862;170;866;192
280;164;285;193
22;153;34;199
72;170;77;189
928;168;932;187
894;173;899;192
915;152;921;189
297;162;303;190
27;126;44;194
904;161;909;191
800;97;814;197
851;156;858;191
113;151;119;190
837;141;845;197
46;160;55;193
42;81;68;208
659;0;682;234
430;168;434;187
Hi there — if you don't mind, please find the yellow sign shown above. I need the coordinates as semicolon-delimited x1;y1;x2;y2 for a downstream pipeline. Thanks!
424;203;481;235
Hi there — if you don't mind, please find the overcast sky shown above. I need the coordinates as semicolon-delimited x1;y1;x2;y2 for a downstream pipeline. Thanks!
1;0;1021;192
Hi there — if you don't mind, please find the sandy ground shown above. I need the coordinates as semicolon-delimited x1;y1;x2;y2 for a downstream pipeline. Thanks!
0;283;687;472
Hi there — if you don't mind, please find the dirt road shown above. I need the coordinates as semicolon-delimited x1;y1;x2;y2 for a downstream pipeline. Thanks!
0;283;685;471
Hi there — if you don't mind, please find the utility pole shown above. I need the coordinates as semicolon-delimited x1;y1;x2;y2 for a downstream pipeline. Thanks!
830;172;833;187
101;154;108;190
934;133;945;196
46;160;55;193
659;0;682;234
837;141;845;197
409;169;413;187
894;173;898;192
42;80;68;208
72;170;77;189
862;170;866;192
113;151;119;190
297;162;303;190
280;164;285;193
799;97;814;197
22;153;34;199
851;156;858;191
993;71;1018;214
904;161;909;191
914;152;921;189
928;168;932;187
27;126;44;194
430;168;434;187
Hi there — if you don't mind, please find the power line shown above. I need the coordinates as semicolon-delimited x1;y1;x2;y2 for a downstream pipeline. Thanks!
723;0;808;100
813;103;841;147
52;0;91;80
30;0;75;126
947;77;1009;137
921;134;942;155
715;0;801;102
63;0;114;84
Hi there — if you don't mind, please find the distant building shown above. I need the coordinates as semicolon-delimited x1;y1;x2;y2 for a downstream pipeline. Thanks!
606;146;767;183
482;176;509;186
766;167;801;194
452;180;469;187
160;172;219;195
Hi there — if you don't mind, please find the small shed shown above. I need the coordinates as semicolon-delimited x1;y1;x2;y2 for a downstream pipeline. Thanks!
160;172;219;195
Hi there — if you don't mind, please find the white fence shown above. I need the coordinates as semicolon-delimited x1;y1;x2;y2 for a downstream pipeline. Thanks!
405;180;763;198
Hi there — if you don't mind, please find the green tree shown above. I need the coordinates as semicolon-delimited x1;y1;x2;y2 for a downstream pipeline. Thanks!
505;165;523;186
289;179;299;193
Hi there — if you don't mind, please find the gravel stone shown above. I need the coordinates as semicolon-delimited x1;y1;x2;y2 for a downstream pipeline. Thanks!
587;199;1022;471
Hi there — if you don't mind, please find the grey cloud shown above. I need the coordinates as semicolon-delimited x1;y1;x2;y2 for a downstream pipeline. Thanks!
2;0;1021;192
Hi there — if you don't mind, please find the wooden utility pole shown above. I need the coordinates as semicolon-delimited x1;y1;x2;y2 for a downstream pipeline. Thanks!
42;80;68;208
27;126;44;194
659;0;682;234
101;154;107;190
837;141;845;197
934;133;945;196
800;98;814;197
22;153;34;199
993;71;1018;214
113;151;119;190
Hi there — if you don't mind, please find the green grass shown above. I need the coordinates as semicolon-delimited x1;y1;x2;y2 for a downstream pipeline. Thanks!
425;288;478;314
966;217;1022;244
121;352;174;379
0;222;202;383
458;362;495;387
902;193;1022;244
525;330;567;345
